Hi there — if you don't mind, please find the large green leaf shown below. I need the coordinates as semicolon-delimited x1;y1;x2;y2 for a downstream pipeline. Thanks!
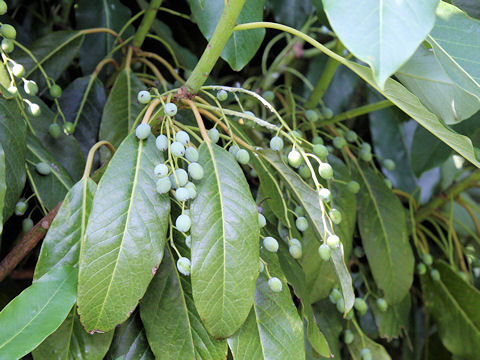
26;133;74;211
260;149;355;312
346;322;391;360
77;133;170;332
0;144;5;235
188;0;266;71
371;293;410;340
312;301;343;359
323;0;439;87
190;143;259;337
428;2;480;100
422;261;480;358
32;309;113;360
397;46;480;125
227;250;305;360
267;0;314;28
356;168;414;304
0;266;77;359
140;247;227;360
453;0;480;18
34;178;96;279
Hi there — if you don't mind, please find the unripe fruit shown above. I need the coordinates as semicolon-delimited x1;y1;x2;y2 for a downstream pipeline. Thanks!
164;102;177;116
329;208;342;225
135;123;151;140
22;218;34;233
262;90;274;102
217;89;228;101
294;206;305;217
263;236;279;252
383;159;396;171
288;150;302;168
326;234;340;248
156;177;171;194
268;277;282;292
384;179;392;189
360;150;372;162
15;200;27;216
185;147;198;162
289;244;302;259
7;85;17;96
49;84;62;98
270;136;284;151
333;136;347;149
344;330;354;344
289;130;302;139
322;107;333;119
360;348;372;360
295;216;308;232
49;123;61;139
175;187;190;202
336;298;345;313
63;122;75;134
176;214;191;232
347;180;360;194
229;145;239;156
185;182;197;199
430;269;441;282
361;143;371;153
422;253;433;266
24;80;38;96
177;257;191;276
0;1;7;15
1;38;13;53
305;109;319;122
188;162;204;180
1;24;16;39
208;128;220;143
318;243;331;260
11;63;24;77
258;213;266;228
376;298;388;312
319;188;331;202
154;163;169;178
259;261;264;273
299;165;311;179
313;136;324;145
28;103;41;117
290;238;301;247
345;130;357;143
185;235;191;249
170;141;185;157
137;90;151;104
171;168;188;188
312;144;328;160
318;162;333;180
354;298;368;316
175;130;190;145
329;288;342;304
416;263;427;275
236;149;250;164
36;162;51;175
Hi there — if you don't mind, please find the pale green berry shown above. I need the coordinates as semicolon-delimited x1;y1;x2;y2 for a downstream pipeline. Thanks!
15;200;27;216
345;130;357;143
258;213;266;228
354;298;368;316
295;216;308;232
360;349;372;360
336;298;345;313
329;208;342;225
188;162;204;180
360;149;372;162
36;162;51;175
288;150;302;168
333;136;347;149
137;90;151;104
164;102;177;116
236;149;250;164
318;243;331;260
322;107;333;119
326;234;340;248
319;188;331;202
344;330;354;344
1;38;13;53
305;109;319;122
0;1;7;15
185;182;197;199
185;147;198;162
262;91;275;102
313;144;328;160
384;178;392;189
156;177;171;194
294;206;304;217
217;89;228;101
270;136;284;151
416;263;427;275
49;123;61;139
185;235;191;248
268;277;282;292
329;288;342;304
318;162;333;180
430;269;441;282
422;253;433;266
1;24;16;39
156;135;169;151
263;236;279;252
28;103;41;117
7;85;17;95
290;238;301;247
175;187;190;202
229;145;239;156
170;141;185;157
11;63;24;77
312;136;324;145
361;143;371;153
170;168;188;188
259;261;265;273
22;218;34;233
208;128;220;143
175;130;190;145
299;165;311;179
376;298;388;312
177;257;191;276
135;123;151;140
176;214;191;232
63;122;75;134
154;164;169;178
289;244;302;259
347;180;360;194
49;84;62;98
383;159;396;171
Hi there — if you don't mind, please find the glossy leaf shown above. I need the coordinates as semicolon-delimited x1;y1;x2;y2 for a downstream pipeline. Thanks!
453;0;480;18
190;142;259;337
312;301;343;359
267;0;313;28
188;0;266;71
0;144;5;234
77;134;170;332
371;294;410;340
34;178;96;279
323;0;439;87
356;168;414;304
422;261;480;358
140;247;227;360
0;266;77;359
33;309;113;360
346;322;391;360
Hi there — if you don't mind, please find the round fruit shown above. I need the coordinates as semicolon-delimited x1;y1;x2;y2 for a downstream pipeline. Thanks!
135;123;151;140
164;102;177;116
416;263;427;275
376;298;388;312
344;330;354;344
229;145;239;156
347;180;360;194
185;235;192;248
333;136;347;149
170;141;185;157
329;288;342;304
258;213;266;228
177;257;191;276
290;238;301;247
319;188;331;202
318;162;333;180
22;218;34;233
422;253;433;266
289;244;302;259
360;150;372;162
361;143;371;153
7;85;17;95
318;243;331;261
175;187;190;202
295;216;308;232
345;130;357;143
268;277;283;292
305;109;319;122
1;38;13;53
15;200;27;216
11;63;24;77
236;149;250;164
156;135;169;151
49;123;61;139
36;162;51;175
384;179;392;189
185;147;198;162
63;122;75;134
326;234;340;248
1;24;16;39
263;236;279;252
270;136;284;151
360;348;372;360
208;128;220;143
175;130;190;145
336;298;345;313
28;103;41;117
0;1;7;15
263;90;274;102
259;261;265;273
312;144;328;160
383;159;396;171
289;130;302;139
49;84;62;98
137;90;151;104
299;165;311;179
354;298;368;316
185;182;197;199
217;89;228;101
171;168;188;188
329;209;342;225
154;163;169;178
288;150;302;168
322;107;333;119
295;206;305;217
313;136;324;145
354;246;365;258
188;162;204;180
176;214;191;232
23;80;38;95
156;177;171;194
430;269;441;282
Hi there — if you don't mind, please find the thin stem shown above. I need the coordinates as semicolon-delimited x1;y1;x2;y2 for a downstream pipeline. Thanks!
142;98;162;124
82;141;115;179
132;0;163;49
185;99;209;142
325;100;393;125
137;51;185;83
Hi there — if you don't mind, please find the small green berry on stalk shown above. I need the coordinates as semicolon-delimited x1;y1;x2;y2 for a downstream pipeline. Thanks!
262;90;275;102
329;208;342;224
15;200;27;216
299;165;311;179
416;263;427;275
176;214;191;232
1;38;13;53
422;253;433;266
345;130;357;142
333;136;347;149
236;149;250;164
268;277;282;292
329;288;342;304
217;89;228;101
49;84;62;98
177;257;191;276
360;348;372;360
430;269;441;282
49;123;61;139
318;243;331;261
376;298;388;312
24;80;38;96
36;162;51;175
294;206;304;217
188;162;204;180
11;63;24;77
135;123;151;140
312;136;324;145
0;1;7;15
287;150;302;168
63;122;75;134
354;298;368;316
258;213;266;228
319;188;331;202
383;159;396;171
229;145;239;156
322;107;333;119
270;136;284;151
175;130;190;146
289;244;302;259
7;85;17;96
305;109;319;122
156;135;169;151
175;187;190;202
347;180;360;194
344;330;354;344
263;236;279;252
208;128;220;143
295;216;308;232
22;218;34;233
1;24;16;39
154;164;169;178
164;102;177;116
185;182;197;199
312;144;328;160
28;103;41;117
326;234;340;248
336;298;345;313
170;168;188;188
156;177;171;194
318;162;333;180
170;141;185;157
185;147;198;162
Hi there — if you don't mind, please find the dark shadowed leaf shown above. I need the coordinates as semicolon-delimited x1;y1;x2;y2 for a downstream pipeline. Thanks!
371;294;410;340
0;144;5;234
346;321;391;360
267;0;313;28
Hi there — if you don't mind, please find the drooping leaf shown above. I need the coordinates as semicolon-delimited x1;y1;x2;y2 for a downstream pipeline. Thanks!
32;309;113;360
346;321;391;360
356;167;414;304
267;0;314;28
453;0;480;18
188;0;266;71
77;133;170;332
140;247;227;360
0;266;77;359
422;261;480;358
323;0;439;87
312;301;343;359
371;293;411;340
0;144;5;235
190;142;259;337
34;178;96;279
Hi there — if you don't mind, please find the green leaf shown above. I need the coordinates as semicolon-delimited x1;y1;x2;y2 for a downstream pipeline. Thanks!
453;0;480;18
346;322;391;360
188;0;266;71
140;247;227;360
267;0;314;28
371;294;410;340
323;0;439;87
0;98;26;221
12;31;84;88
26;133;74;211
32;309;113;360
190;143;259;337
428;2;480;100
227;250;305;359
99;69;146;152
356;167;414;304
0;266;77;359
312;301;343;359
260;149;355;312
34;178;96;279
0;144;5;235
397;46;480;125
422;261;480;358
77;133;170;332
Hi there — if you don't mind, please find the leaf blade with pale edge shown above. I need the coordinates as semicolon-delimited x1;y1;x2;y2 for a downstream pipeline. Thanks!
0;144;5;234
323;0;439;87
77;133;170;332
140;247;227;360
0;266;77;359
346;321;391;360
356;168;414;304
191;143;259;338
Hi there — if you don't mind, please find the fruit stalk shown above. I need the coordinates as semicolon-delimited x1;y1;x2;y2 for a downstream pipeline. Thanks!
132;0;163;49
